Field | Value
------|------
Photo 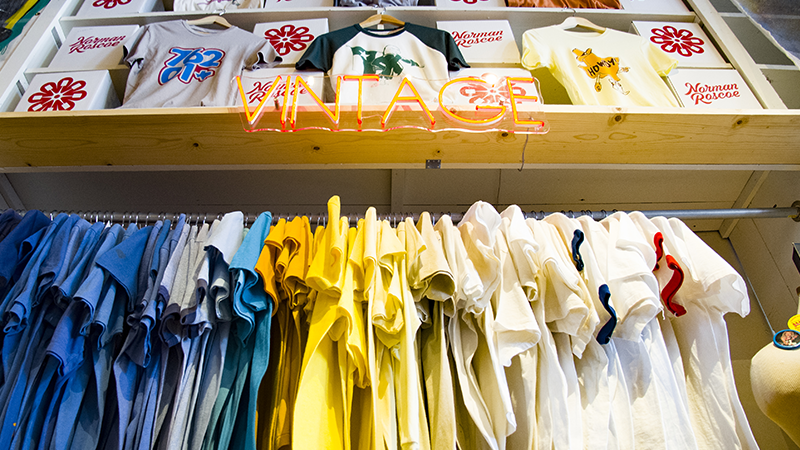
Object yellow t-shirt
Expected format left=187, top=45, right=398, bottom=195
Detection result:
left=284, top=216, right=313, bottom=310
left=522, top=26, right=679, bottom=107
left=293, top=195, right=371, bottom=450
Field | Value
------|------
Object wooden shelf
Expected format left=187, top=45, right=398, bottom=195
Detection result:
left=1, top=105, right=798, bottom=170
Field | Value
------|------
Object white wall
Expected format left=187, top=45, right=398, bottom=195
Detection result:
left=717, top=170, right=800, bottom=449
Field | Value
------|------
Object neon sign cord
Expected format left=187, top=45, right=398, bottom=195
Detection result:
left=518, top=132, right=530, bottom=171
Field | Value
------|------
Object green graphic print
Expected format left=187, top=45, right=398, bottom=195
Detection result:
left=350, top=46, right=423, bottom=80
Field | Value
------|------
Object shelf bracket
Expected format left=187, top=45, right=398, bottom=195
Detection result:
left=0, top=174, right=24, bottom=210
left=719, top=170, right=769, bottom=238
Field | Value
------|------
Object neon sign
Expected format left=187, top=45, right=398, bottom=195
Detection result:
left=236, top=73, right=548, bottom=134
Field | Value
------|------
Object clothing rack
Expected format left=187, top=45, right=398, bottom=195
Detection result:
left=20, top=203, right=800, bottom=227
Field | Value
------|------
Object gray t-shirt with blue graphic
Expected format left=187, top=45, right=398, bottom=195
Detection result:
left=122, top=20, right=280, bottom=108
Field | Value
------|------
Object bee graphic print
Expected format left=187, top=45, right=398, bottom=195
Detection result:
left=572, top=48, right=629, bottom=94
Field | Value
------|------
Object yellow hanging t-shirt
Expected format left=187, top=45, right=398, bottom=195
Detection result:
left=522, top=26, right=679, bottom=107
left=293, top=196, right=369, bottom=450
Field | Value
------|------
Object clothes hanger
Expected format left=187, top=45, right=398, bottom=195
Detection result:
left=359, top=8, right=405, bottom=30
left=187, top=6, right=232, bottom=29
left=556, top=9, right=605, bottom=33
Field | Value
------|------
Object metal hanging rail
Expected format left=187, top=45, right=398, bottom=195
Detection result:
left=21, top=202, right=800, bottom=226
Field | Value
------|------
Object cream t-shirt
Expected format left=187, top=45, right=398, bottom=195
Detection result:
left=522, top=26, right=679, bottom=107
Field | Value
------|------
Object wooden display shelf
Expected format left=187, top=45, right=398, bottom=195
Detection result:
left=1, top=105, right=798, bottom=169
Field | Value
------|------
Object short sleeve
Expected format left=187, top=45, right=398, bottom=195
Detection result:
left=643, top=40, right=678, bottom=76
left=521, top=29, right=552, bottom=70
left=668, top=218, right=749, bottom=316
left=246, top=40, right=282, bottom=69
left=123, top=26, right=150, bottom=67
left=442, top=31, right=469, bottom=71
left=296, top=33, right=338, bottom=72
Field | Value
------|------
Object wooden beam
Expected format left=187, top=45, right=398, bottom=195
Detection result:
left=1, top=106, right=799, bottom=168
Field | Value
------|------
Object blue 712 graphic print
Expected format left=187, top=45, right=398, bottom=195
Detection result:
left=158, top=47, right=226, bottom=85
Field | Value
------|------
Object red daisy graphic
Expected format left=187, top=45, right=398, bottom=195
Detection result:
left=92, top=0, right=131, bottom=8
left=264, top=25, right=314, bottom=57
left=27, top=77, right=88, bottom=112
left=459, top=76, right=526, bottom=105
left=650, top=26, right=705, bottom=57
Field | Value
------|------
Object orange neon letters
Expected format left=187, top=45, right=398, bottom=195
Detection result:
left=291, top=75, right=342, bottom=127
left=506, top=77, right=544, bottom=127
left=342, top=75, right=380, bottom=125
left=238, top=75, right=283, bottom=126
left=382, top=78, right=435, bottom=128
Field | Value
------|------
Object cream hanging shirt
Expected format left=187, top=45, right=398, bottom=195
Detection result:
left=434, top=215, right=496, bottom=450
left=543, top=214, right=614, bottom=450
left=495, top=211, right=541, bottom=450
left=459, top=202, right=516, bottom=450
left=413, top=213, right=457, bottom=450
left=521, top=26, right=679, bottom=107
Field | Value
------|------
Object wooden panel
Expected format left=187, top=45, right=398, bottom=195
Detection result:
left=1, top=107, right=800, bottom=168
left=403, top=169, right=501, bottom=207
left=5, top=170, right=392, bottom=212
left=498, top=169, right=750, bottom=204
left=762, top=67, right=800, bottom=109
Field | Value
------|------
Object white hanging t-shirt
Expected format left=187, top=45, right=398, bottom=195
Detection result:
left=458, top=202, right=516, bottom=450
left=543, top=214, right=616, bottom=450
left=652, top=216, right=758, bottom=450
left=628, top=212, right=691, bottom=404
left=526, top=218, right=593, bottom=356
left=578, top=215, right=668, bottom=450
left=495, top=212, right=541, bottom=450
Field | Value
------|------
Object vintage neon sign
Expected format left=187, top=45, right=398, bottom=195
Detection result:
left=236, top=74, right=548, bottom=134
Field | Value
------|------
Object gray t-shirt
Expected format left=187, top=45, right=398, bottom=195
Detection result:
left=121, top=21, right=280, bottom=108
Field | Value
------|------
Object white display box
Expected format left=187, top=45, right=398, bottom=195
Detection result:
left=631, top=21, right=727, bottom=68
left=619, top=0, right=688, bottom=13
left=667, top=68, right=761, bottom=109
left=76, top=0, right=161, bottom=17
left=49, top=25, right=139, bottom=71
left=436, top=20, right=519, bottom=65
left=236, top=68, right=325, bottom=108
left=17, top=71, right=119, bottom=112
left=447, top=68, right=541, bottom=108
left=253, top=19, right=329, bottom=66
left=436, top=0, right=505, bottom=9
left=262, top=0, right=333, bottom=8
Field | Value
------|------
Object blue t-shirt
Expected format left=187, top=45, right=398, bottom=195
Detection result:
left=218, top=212, right=273, bottom=450
left=0, top=210, right=49, bottom=291
left=0, top=210, right=22, bottom=244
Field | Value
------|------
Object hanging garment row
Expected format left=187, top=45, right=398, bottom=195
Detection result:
left=0, top=197, right=757, bottom=450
